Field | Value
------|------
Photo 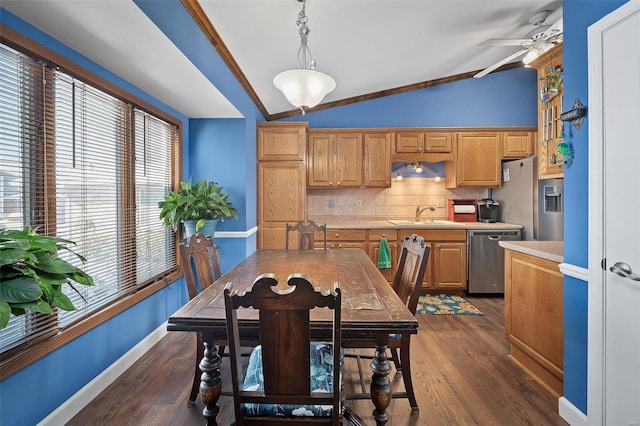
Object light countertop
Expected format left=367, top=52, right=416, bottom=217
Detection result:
left=498, top=240, right=564, bottom=263
left=308, top=216, right=524, bottom=231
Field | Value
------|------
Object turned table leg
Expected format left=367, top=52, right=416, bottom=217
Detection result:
left=370, top=338, right=392, bottom=426
left=199, top=330, right=222, bottom=426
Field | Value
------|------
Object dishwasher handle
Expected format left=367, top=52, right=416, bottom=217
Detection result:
left=488, top=235, right=501, bottom=240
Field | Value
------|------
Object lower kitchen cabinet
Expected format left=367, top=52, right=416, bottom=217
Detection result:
left=399, top=229, right=467, bottom=293
left=319, top=229, right=367, bottom=251
left=367, top=230, right=398, bottom=283
left=504, top=248, right=563, bottom=397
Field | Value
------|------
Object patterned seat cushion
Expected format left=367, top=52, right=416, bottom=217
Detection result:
left=242, top=342, right=340, bottom=417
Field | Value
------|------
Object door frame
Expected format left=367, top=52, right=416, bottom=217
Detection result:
left=587, top=1, right=640, bottom=423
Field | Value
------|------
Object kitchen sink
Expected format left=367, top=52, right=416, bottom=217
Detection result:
left=387, top=220, right=453, bottom=226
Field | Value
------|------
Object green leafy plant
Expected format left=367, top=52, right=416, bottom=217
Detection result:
left=158, top=178, right=238, bottom=232
left=0, top=226, right=94, bottom=329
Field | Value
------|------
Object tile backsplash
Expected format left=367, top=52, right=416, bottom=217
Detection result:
left=307, top=177, right=488, bottom=220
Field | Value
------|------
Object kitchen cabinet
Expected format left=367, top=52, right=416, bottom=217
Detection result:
left=367, top=229, right=398, bottom=282
left=307, top=131, right=362, bottom=188
left=363, top=132, right=392, bottom=187
left=444, top=132, right=501, bottom=188
left=392, top=131, right=455, bottom=162
left=321, top=229, right=367, bottom=251
left=531, top=44, right=564, bottom=179
left=399, top=229, right=467, bottom=293
left=504, top=248, right=563, bottom=397
left=258, top=123, right=306, bottom=161
left=502, top=131, right=535, bottom=159
left=257, top=123, right=307, bottom=249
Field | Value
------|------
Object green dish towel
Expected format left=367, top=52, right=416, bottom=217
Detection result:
left=377, top=235, right=391, bottom=269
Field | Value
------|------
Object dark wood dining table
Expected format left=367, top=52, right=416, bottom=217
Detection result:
left=167, top=248, right=418, bottom=426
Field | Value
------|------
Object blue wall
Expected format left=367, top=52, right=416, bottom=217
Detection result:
left=283, top=67, right=537, bottom=128
left=561, top=0, right=627, bottom=414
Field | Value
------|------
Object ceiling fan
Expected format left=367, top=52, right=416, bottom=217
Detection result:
left=474, top=10, right=563, bottom=78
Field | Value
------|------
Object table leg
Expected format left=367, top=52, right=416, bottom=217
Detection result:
left=199, top=330, right=222, bottom=426
left=370, top=339, right=392, bottom=425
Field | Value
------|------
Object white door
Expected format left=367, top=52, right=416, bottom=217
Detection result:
left=588, top=2, right=640, bottom=424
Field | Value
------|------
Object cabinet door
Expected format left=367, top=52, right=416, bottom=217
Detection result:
left=424, top=132, right=452, bottom=153
left=259, top=225, right=287, bottom=250
left=432, top=242, right=467, bottom=290
left=395, top=132, right=424, bottom=153
left=258, top=162, right=306, bottom=224
left=447, top=132, right=501, bottom=188
left=307, top=133, right=334, bottom=187
left=257, top=123, right=306, bottom=161
left=502, top=131, right=533, bottom=159
left=334, top=133, right=362, bottom=187
left=364, top=133, right=392, bottom=187
left=369, top=242, right=398, bottom=282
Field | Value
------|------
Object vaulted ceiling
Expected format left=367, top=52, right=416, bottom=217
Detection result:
left=3, top=0, right=562, bottom=119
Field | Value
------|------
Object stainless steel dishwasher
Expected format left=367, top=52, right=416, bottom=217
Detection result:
left=467, top=229, right=521, bottom=294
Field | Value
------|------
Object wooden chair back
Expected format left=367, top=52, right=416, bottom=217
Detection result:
left=224, top=274, right=342, bottom=425
left=392, top=234, right=430, bottom=315
left=286, top=220, right=327, bottom=250
left=178, top=233, right=221, bottom=300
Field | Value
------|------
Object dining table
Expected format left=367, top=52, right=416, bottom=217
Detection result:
left=167, top=248, right=419, bottom=426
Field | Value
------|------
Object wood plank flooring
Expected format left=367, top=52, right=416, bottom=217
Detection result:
left=67, top=296, right=568, bottom=425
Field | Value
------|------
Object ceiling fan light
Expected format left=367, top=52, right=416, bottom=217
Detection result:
left=273, top=69, right=336, bottom=111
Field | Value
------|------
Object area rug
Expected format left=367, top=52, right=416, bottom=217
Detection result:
left=416, top=294, right=484, bottom=315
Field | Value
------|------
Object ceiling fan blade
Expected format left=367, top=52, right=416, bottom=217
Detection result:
left=473, top=48, right=530, bottom=78
left=480, top=38, right=530, bottom=47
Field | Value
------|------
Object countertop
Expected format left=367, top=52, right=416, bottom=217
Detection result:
left=308, top=216, right=523, bottom=231
left=498, top=240, right=564, bottom=263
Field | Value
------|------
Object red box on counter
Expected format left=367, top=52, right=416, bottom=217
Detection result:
left=448, top=199, right=477, bottom=222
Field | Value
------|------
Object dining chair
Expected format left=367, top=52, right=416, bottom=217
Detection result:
left=178, top=233, right=221, bottom=407
left=224, top=273, right=350, bottom=425
left=286, top=220, right=327, bottom=250
left=346, top=233, right=430, bottom=412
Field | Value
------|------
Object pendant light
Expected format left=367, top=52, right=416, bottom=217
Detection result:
left=273, top=0, right=335, bottom=115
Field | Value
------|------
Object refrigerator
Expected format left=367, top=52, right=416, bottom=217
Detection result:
left=492, top=156, right=563, bottom=241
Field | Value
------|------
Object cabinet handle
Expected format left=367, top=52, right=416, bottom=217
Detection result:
left=335, top=233, right=340, bottom=237
left=418, top=147, right=422, bottom=152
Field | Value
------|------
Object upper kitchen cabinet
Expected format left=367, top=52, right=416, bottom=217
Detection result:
left=257, top=123, right=307, bottom=249
left=502, top=131, right=535, bottom=159
left=363, top=132, right=393, bottom=187
left=393, top=130, right=455, bottom=162
left=445, top=132, right=501, bottom=188
left=258, top=122, right=307, bottom=161
left=531, top=44, right=564, bottom=178
left=307, top=131, right=362, bottom=188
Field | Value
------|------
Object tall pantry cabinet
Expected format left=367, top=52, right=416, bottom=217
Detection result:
left=257, top=122, right=307, bottom=249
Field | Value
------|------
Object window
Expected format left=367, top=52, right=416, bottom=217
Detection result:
left=0, top=36, right=180, bottom=371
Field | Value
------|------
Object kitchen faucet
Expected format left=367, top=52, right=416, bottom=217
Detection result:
left=415, top=205, right=436, bottom=222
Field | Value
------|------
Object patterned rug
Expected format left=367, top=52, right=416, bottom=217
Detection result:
left=416, top=294, right=484, bottom=315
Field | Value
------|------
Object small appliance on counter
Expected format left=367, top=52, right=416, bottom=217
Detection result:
left=448, top=199, right=477, bottom=222
left=476, top=198, right=499, bottom=223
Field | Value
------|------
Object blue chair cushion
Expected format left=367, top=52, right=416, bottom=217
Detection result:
left=242, top=342, right=341, bottom=417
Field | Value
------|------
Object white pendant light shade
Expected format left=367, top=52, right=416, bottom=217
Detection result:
left=273, top=69, right=336, bottom=110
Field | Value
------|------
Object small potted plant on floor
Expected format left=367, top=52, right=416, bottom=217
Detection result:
left=158, top=178, right=238, bottom=239
left=0, top=226, right=94, bottom=329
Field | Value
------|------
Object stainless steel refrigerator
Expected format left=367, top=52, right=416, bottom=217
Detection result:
left=492, top=156, right=563, bottom=241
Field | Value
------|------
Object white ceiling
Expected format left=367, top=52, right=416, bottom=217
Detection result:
left=3, top=0, right=562, bottom=118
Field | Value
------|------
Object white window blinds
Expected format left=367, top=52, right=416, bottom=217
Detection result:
left=0, top=42, right=178, bottom=353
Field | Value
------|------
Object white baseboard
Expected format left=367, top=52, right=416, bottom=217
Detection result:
left=38, top=322, right=168, bottom=425
left=559, top=396, right=587, bottom=426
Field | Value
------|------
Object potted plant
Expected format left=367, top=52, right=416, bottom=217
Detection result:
left=0, top=226, right=94, bottom=329
left=158, top=178, right=238, bottom=238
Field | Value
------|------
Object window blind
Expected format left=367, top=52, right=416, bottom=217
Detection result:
left=0, top=41, right=179, bottom=353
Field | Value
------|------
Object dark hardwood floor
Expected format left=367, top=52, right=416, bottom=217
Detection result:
left=67, top=296, right=568, bottom=425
